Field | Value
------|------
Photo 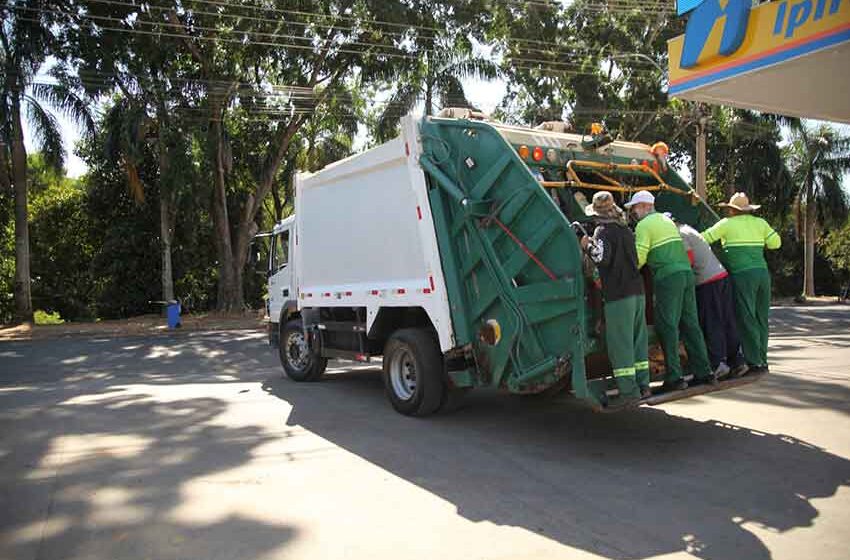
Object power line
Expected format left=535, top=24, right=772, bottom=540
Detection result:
left=12, top=4, right=667, bottom=73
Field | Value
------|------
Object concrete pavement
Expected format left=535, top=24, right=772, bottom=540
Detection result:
left=1, top=306, right=848, bottom=560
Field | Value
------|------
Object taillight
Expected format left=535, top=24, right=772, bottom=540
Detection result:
left=532, top=146, right=544, bottom=162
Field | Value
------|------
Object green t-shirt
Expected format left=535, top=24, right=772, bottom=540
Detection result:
left=634, top=211, right=692, bottom=280
left=701, top=214, right=781, bottom=273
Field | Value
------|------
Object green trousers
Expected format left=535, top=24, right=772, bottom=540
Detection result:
left=604, top=295, right=650, bottom=398
left=731, top=268, right=771, bottom=367
left=654, top=271, right=712, bottom=382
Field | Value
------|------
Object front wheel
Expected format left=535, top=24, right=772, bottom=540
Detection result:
left=382, top=328, right=445, bottom=416
left=279, top=319, right=327, bottom=382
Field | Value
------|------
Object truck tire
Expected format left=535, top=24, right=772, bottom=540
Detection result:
left=383, top=328, right=445, bottom=416
left=280, top=319, right=327, bottom=382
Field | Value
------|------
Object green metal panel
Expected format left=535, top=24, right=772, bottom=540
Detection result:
left=419, top=118, right=596, bottom=404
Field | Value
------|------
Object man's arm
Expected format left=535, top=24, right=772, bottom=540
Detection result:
left=586, top=226, right=609, bottom=266
left=635, top=221, right=650, bottom=268
left=701, top=218, right=728, bottom=245
left=764, top=219, right=782, bottom=250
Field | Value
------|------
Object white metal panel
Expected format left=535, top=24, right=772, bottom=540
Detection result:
left=490, top=122, right=656, bottom=162
left=294, top=117, right=455, bottom=352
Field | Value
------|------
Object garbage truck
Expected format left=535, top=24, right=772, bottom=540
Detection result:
left=263, top=110, right=764, bottom=415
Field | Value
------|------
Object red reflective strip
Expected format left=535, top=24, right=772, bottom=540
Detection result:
left=416, top=206, right=422, bottom=220
left=345, top=291, right=352, bottom=296
left=396, top=288, right=406, bottom=295
left=429, top=275, right=435, bottom=291
left=701, top=270, right=729, bottom=285
left=423, top=288, right=431, bottom=294
left=405, top=142, right=410, bottom=156
left=370, top=290, right=380, bottom=295
left=323, top=292, right=331, bottom=297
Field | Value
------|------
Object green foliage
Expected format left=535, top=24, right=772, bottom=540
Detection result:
left=34, top=309, right=63, bottom=325
left=27, top=154, right=96, bottom=320
left=823, top=220, right=850, bottom=280
left=0, top=188, right=13, bottom=324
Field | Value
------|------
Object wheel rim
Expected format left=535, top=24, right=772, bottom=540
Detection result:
left=389, top=348, right=417, bottom=401
left=286, top=331, right=310, bottom=370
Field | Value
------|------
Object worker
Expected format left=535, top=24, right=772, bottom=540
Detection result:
left=624, top=191, right=715, bottom=392
left=674, top=217, right=749, bottom=379
left=701, top=192, right=781, bottom=374
left=581, top=191, right=650, bottom=404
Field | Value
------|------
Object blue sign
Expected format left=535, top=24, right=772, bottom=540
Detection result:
left=680, top=0, right=753, bottom=68
left=677, top=0, right=704, bottom=16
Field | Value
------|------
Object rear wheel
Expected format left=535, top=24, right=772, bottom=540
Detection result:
left=279, top=319, right=327, bottom=382
left=383, top=328, right=445, bottom=416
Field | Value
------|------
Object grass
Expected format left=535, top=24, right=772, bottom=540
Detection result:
left=34, top=310, right=64, bottom=325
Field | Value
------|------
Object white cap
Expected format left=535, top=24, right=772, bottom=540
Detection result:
left=623, top=190, right=655, bottom=208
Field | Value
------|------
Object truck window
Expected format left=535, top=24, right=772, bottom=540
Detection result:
left=271, top=230, right=289, bottom=271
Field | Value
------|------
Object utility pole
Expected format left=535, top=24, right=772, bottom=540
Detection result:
left=695, top=114, right=708, bottom=201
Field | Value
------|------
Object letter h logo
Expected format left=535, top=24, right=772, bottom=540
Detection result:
left=680, top=0, right=753, bottom=68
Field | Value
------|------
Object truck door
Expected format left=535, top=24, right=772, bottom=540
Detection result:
left=268, top=227, right=294, bottom=323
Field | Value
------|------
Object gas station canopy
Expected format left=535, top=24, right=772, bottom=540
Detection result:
left=668, top=0, right=850, bottom=124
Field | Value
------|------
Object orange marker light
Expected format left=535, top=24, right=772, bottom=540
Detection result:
left=532, top=146, right=544, bottom=162
left=518, top=145, right=530, bottom=159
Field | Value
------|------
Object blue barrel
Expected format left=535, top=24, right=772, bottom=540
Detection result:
left=166, top=301, right=181, bottom=329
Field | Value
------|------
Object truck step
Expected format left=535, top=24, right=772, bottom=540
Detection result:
left=595, top=370, right=767, bottom=413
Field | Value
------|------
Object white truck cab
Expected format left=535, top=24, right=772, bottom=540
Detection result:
left=267, top=216, right=295, bottom=328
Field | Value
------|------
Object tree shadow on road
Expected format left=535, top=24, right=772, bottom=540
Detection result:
left=673, top=369, right=850, bottom=415
left=0, top=380, right=294, bottom=560
left=0, top=330, right=272, bottom=387
left=769, top=306, right=850, bottom=338
left=264, top=366, right=850, bottom=560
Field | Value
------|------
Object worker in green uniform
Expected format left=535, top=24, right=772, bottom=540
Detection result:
left=625, top=191, right=715, bottom=392
left=581, top=191, right=650, bottom=405
left=702, top=192, right=781, bottom=373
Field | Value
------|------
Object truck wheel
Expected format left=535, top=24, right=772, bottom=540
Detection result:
left=383, top=328, right=445, bottom=416
left=280, top=319, right=327, bottom=382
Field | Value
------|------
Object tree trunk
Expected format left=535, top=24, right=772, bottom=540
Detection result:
left=160, top=196, right=175, bottom=302
left=0, top=141, right=12, bottom=195
left=208, top=103, right=243, bottom=312
left=803, top=190, right=817, bottom=298
left=425, top=78, right=433, bottom=117
left=159, top=148, right=175, bottom=303
left=10, top=92, right=33, bottom=324
left=156, top=100, right=177, bottom=304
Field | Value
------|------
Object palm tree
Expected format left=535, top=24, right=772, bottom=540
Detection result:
left=374, top=48, right=500, bottom=142
left=786, top=123, right=850, bottom=298
left=1, top=1, right=93, bottom=323
left=102, top=92, right=194, bottom=304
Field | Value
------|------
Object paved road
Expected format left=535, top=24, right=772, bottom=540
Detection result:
left=1, top=306, right=848, bottom=560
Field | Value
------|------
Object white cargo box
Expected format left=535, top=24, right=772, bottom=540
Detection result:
left=294, top=117, right=455, bottom=351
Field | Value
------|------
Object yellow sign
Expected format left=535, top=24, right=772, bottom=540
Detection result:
left=669, top=0, right=850, bottom=95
